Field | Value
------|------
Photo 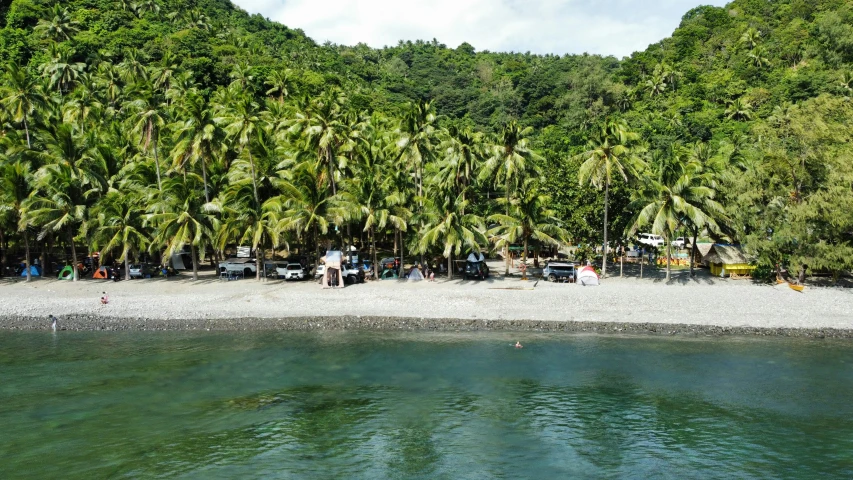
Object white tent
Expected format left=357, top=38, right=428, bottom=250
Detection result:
left=407, top=267, right=424, bottom=281
left=321, top=251, right=344, bottom=288
left=577, top=266, right=600, bottom=286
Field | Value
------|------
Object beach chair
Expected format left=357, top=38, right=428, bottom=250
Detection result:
left=219, top=267, right=228, bottom=281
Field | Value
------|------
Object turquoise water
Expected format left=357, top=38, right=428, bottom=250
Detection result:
left=1, top=331, right=852, bottom=479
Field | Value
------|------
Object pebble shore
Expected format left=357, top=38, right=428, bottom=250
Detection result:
left=2, top=264, right=851, bottom=337
left=2, top=314, right=852, bottom=338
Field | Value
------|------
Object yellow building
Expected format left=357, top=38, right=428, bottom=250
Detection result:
left=702, top=245, right=756, bottom=277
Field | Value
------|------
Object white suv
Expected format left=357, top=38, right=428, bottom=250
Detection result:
left=638, top=233, right=665, bottom=247
left=284, top=263, right=306, bottom=280
left=671, top=237, right=686, bottom=249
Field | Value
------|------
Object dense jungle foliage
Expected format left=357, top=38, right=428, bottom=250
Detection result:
left=1, top=0, right=852, bottom=282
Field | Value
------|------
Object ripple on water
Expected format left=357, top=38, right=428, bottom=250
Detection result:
left=0, top=331, right=852, bottom=479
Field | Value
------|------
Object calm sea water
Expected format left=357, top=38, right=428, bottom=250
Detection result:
left=1, top=331, right=852, bottom=479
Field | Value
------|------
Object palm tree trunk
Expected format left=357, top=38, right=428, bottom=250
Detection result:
left=256, top=243, right=262, bottom=281
left=313, top=224, right=320, bottom=272
left=152, top=126, right=162, bottom=192
left=666, top=239, right=672, bottom=281
left=247, top=147, right=260, bottom=205
left=24, top=116, right=31, bottom=149
left=523, top=235, right=528, bottom=279
left=68, top=226, right=78, bottom=281
left=191, top=243, right=199, bottom=281
left=448, top=252, right=453, bottom=281
left=505, top=176, right=510, bottom=275
left=399, top=228, right=405, bottom=278
left=328, top=146, right=337, bottom=195
left=602, top=181, right=609, bottom=279
left=371, top=227, right=377, bottom=280
left=201, top=154, right=210, bottom=203
left=690, top=227, right=698, bottom=278
left=124, top=247, right=130, bottom=281
left=24, top=229, right=31, bottom=282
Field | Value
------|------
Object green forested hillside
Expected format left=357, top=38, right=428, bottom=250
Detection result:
left=1, top=0, right=852, bottom=282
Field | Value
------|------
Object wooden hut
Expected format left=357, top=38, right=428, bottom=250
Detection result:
left=692, top=243, right=714, bottom=266
left=702, top=245, right=755, bottom=277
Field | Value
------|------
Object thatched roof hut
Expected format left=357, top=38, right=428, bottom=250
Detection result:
left=702, top=245, right=755, bottom=277
left=693, top=243, right=714, bottom=264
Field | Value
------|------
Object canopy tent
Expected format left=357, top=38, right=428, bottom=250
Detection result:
left=320, top=250, right=344, bottom=288
left=577, top=266, right=600, bottom=286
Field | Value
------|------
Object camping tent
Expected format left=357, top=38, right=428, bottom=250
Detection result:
left=577, top=266, right=600, bottom=286
left=92, top=266, right=110, bottom=279
left=407, top=267, right=424, bottom=281
left=57, top=265, right=77, bottom=280
left=321, top=250, right=344, bottom=288
left=19, top=265, right=41, bottom=277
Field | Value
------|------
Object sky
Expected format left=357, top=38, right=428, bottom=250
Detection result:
left=229, top=0, right=730, bottom=58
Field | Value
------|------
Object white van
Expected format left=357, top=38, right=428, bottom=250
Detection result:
left=638, top=233, right=665, bottom=247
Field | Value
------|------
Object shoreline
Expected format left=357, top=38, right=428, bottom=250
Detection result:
left=2, top=314, right=852, bottom=338
left=2, top=262, right=851, bottom=337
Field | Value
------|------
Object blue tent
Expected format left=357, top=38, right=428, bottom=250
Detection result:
left=19, top=265, right=41, bottom=277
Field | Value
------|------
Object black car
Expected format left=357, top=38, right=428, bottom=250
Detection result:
left=465, top=261, right=489, bottom=280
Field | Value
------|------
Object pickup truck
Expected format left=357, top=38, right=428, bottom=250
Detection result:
left=219, top=258, right=256, bottom=278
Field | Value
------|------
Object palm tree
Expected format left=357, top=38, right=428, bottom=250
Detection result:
left=398, top=100, right=437, bottom=192
left=147, top=174, right=217, bottom=281
left=739, top=28, right=762, bottom=50
left=127, top=79, right=168, bottom=191
left=42, top=46, right=86, bottom=94
left=480, top=121, right=543, bottom=275
left=350, top=116, right=409, bottom=275
left=487, top=178, right=569, bottom=269
left=23, top=162, right=97, bottom=282
left=436, top=125, right=487, bottom=213
left=418, top=193, right=488, bottom=280
left=170, top=91, right=224, bottom=203
left=725, top=98, right=753, bottom=121
left=627, top=150, right=723, bottom=281
left=0, top=64, right=44, bottom=148
left=219, top=89, right=262, bottom=204
left=576, top=120, right=642, bottom=279
left=86, top=190, right=149, bottom=280
left=287, top=89, right=348, bottom=195
left=275, top=162, right=339, bottom=272
left=1, top=159, right=35, bottom=281
left=265, top=69, right=296, bottom=104
left=34, top=5, right=80, bottom=42
left=748, top=46, right=771, bottom=68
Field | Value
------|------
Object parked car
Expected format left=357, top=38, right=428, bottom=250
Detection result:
left=465, top=261, right=490, bottom=280
left=672, top=237, right=686, bottom=249
left=343, top=263, right=365, bottom=284
left=638, top=233, right=665, bottom=247
left=314, top=264, right=325, bottom=279
left=284, top=263, right=307, bottom=280
left=129, top=263, right=157, bottom=279
left=543, top=262, right=576, bottom=282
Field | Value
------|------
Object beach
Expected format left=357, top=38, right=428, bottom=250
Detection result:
left=2, top=261, right=851, bottom=336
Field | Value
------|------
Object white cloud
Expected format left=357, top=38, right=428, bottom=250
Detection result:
left=231, top=0, right=729, bottom=57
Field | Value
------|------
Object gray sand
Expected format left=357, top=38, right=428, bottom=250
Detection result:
left=2, top=262, right=851, bottom=336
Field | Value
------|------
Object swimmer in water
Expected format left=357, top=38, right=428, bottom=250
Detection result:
left=50, top=315, right=57, bottom=331
left=515, top=341, right=523, bottom=348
